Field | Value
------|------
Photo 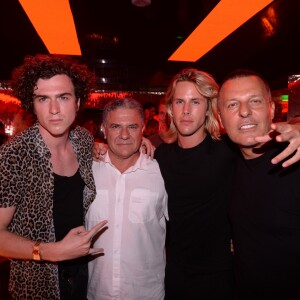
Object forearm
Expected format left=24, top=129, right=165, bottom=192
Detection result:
left=0, top=229, right=36, bottom=260
left=0, top=229, right=62, bottom=262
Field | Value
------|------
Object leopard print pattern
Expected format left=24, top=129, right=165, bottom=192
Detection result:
left=0, top=123, right=96, bottom=299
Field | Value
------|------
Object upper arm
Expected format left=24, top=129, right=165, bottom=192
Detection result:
left=0, top=207, right=16, bottom=230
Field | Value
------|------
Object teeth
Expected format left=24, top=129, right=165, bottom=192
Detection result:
left=241, top=124, right=255, bottom=129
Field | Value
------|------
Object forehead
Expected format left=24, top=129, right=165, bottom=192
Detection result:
left=106, top=107, right=143, bottom=123
left=174, top=81, right=202, bottom=98
left=219, top=76, right=268, bottom=100
left=35, top=74, right=74, bottom=92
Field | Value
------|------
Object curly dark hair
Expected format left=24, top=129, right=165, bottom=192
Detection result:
left=11, top=54, right=96, bottom=112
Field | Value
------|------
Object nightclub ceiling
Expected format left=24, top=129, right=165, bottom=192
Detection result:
left=0, top=0, right=299, bottom=91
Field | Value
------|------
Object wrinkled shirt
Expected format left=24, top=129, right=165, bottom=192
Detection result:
left=86, top=153, right=168, bottom=300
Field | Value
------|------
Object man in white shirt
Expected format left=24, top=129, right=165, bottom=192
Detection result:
left=86, top=98, right=168, bottom=300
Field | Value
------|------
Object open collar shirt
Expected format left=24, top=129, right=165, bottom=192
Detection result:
left=86, top=152, right=168, bottom=300
left=0, top=122, right=96, bottom=299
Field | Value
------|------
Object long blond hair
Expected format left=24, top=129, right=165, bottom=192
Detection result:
left=165, top=68, right=221, bottom=140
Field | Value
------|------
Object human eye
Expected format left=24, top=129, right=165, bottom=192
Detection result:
left=59, top=94, right=70, bottom=101
left=227, top=102, right=238, bottom=110
left=191, top=99, right=200, bottom=105
left=174, top=99, right=184, bottom=105
left=37, top=96, right=47, bottom=102
left=128, top=124, right=138, bottom=130
left=110, top=124, right=120, bottom=130
left=249, top=98, right=263, bottom=106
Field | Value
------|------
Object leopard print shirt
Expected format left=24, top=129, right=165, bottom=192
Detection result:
left=0, top=122, right=96, bottom=299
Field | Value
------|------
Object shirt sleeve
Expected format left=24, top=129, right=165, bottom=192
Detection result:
left=0, top=143, right=23, bottom=207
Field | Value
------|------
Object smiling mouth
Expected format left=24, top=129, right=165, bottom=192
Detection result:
left=240, top=124, right=256, bottom=130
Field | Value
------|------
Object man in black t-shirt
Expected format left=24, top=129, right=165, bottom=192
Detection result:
left=156, top=68, right=300, bottom=300
left=218, top=69, right=300, bottom=300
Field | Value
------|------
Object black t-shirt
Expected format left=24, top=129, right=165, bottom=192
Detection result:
left=53, top=170, right=88, bottom=300
left=230, top=143, right=300, bottom=299
left=53, top=169, right=85, bottom=241
left=155, top=134, right=237, bottom=270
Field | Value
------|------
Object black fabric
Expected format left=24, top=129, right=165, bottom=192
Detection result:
left=53, top=170, right=88, bottom=300
left=165, top=261, right=234, bottom=300
left=155, top=135, right=237, bottom=297
left=230, top=143, right=300, bottom=300
left=53, top=170, right=84, bottom=240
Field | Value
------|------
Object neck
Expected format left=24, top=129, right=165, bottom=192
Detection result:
left=39, top=125, right=70, bottom=152
left=108, top=151, right=140, bottom=173
left=177, top=131, right=207, bottom=149
left=240, top=141, right=272, bottom=160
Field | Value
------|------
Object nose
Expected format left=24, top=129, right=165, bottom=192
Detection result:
left=120, top=126, right=130, bottom=139
left=49, top=99, right=60, bottom=115
left=239, top=102, right=251, bottom=118
left=183, top=102, right=190, bottom=115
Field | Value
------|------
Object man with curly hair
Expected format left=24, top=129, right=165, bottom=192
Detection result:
left=0, top=54, right=107, bottom=299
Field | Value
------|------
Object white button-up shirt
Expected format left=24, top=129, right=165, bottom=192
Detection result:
left=86, top=153, right=168, bottom=300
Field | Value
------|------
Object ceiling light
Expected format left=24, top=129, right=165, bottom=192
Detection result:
left=18, top=0, right=81, bottom=55
left=169, top=0, right=273, bottom=62
left=131, top=0, right=151, bottom=7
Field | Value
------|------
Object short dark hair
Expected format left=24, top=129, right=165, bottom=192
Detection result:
left=219, top=69, right=271, bottom=98
left=102, top=98, right=145, bottom=125
left=11, top=54, right=96, bottom=112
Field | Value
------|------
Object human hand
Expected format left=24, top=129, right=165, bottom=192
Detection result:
left=55, top=220, right=108, bottom=261
left=93, top=142, right=108, bottom=161
left=254, top=122, right=300, bottom=167
left=140, top=137, right=155, bottom=159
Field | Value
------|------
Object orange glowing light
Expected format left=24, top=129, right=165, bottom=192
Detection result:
left=0, top=93, right=21, bottom=106
left=169, top=0, right=273, bottom=62
left=18, top=0, right=81, bottom=55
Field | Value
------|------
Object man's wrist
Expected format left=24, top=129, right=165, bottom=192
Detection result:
left=32, top=241, right=42, bottom=261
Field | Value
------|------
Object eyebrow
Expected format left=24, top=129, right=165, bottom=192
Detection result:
left=109, top=123, right=139, bottom=127
left=33, top=92, right=72, bottom=99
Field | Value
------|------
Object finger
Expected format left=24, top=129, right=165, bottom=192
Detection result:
left=271, top=146, right=295, bottom=165
left=254, top=129, right=278, bottom=143
left=93, top=147, right=100, bottom=160
left=99, top=143, right=108, bottom=155
left=87, top=220, right=108, bottom=240
left=89, top=247, right=104, bottom=255
left=150, top=145, right=155, bottom=160
left=274, top=131, right=295, bottom=143
left=270, top=122, right=285, bottom=132
left=281, top=150, right=300, bottom=168
left=140, top=144, right=147, bottom=155
left=254, top=134, right=272, bottom=143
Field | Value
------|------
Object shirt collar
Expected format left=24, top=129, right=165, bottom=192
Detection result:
left=103, top=152, right=149, bottom=173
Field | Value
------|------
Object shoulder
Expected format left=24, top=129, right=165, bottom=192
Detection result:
left=154, top=142, right=175, bottom=159
left=140, top=155, right=165, bottom=181
left=0, top=128, right=39, bottom=173
left=71, top=126, right=94, bottom=147
left=0, top=126, right=36, bottom=155
left=210, top=134, right=239, bottom=159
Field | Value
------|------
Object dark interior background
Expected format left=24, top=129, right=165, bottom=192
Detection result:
left=0, top=0, right=299, bottom=92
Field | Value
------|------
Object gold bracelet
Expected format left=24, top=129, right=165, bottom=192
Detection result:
left=32, top=241, right=42, bottom=261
